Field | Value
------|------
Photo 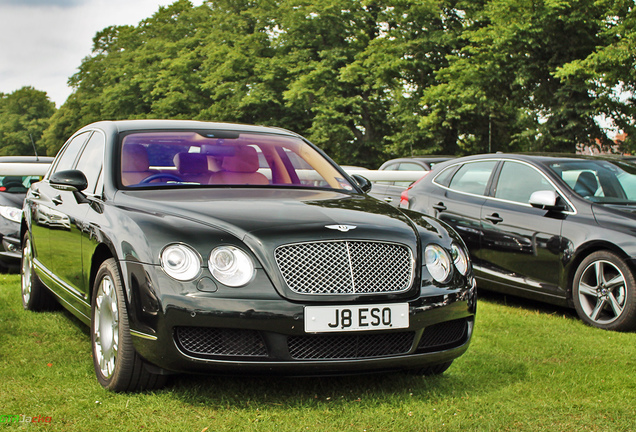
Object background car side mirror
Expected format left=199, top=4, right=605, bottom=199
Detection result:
left=351, top=174, right=372, bottom=193
left=50, top=170, right=88, bottom=192
left=529, top=190, right=567, bottom=212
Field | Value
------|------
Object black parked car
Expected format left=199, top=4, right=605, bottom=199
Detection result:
left=0, top=156, right=53, bottom=272
left=401, top=153, right=636, bottom=331
left=21, top=120, right=476, bottom=391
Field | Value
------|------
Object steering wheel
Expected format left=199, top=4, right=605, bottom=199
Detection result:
left=139, top=173, right=185, bottom=184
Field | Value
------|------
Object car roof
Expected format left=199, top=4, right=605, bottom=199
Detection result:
left=436, top=153, right=632, bottom=166
left=379, top=156, right=454, bottom=169
left=81, top=120, right=301, bottom=138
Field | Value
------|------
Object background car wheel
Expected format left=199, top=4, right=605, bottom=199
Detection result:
left=21, top=231, right=57, bottom=311
left=573, top=250, right=636, bottom=331
left=91, top=258, right=166, bottom=392
left=407, top=360, right=454, bottom=376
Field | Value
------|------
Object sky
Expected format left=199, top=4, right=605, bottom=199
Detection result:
left=0, top=0, right=204, bottom=107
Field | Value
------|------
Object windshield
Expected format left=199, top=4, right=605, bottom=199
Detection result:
left=548, top=159, right=636, bottom=204
left=120, top=131, right=354, bottom=191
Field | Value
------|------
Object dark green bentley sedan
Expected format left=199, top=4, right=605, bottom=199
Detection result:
left=21, top=120, right=476, bottom=391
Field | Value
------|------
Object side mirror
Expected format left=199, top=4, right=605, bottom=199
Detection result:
left=50, top=170, right=88, bottom=192
left=351, top=174, right=372, bottom=193
left=529, top=190, right=567, bottom=212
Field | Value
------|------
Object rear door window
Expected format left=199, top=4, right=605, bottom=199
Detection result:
left=448, top=161, right=498, bottom=196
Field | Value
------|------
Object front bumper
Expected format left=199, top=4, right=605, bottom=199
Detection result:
left=123, top=261, right=477, bottom=376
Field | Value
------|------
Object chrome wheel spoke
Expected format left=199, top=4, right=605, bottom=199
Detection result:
left=605, top=274, right=625, bottom=291
left=590, top=298, right=606, bottom=321
left=578, top=281, right=597, bottom=297
left=594, top=262, right=604, bottom=286
left=608, top=293, right=624, bottom=318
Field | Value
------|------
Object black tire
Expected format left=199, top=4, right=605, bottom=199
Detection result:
left=21, top=231, right=57, bottom=311
left=91, top=258, right=166, bottom=392
left=572, top=250, right=636, bottom=331
left=408, top=360, right=454, bottom=376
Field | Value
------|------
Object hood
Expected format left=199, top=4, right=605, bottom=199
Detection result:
left=114, top=188, right=420, bottom=249
left=599, top=203, right=636, bottom=217
left=0, top=192, right=26, bottom=208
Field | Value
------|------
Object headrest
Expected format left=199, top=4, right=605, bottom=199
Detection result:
left=2, top=176, right=23, bottom=185
left=222, top=146, right=259, bottom=173
left=122, top=144, right=150, bottom=171
left=206, top=155, right=222, bottom=172
left=173, top=152, right=209, bottom=175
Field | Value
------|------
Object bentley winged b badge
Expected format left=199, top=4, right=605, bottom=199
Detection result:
left=325, top=224, right=357, bottom=232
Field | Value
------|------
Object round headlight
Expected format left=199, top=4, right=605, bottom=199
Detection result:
left=209, top=246, right=254, bottom=287
left=160, top=244, right=201, bottom=281
left=425, top=244, right=452, bottom=283
left=0, top=205, right=22, bottom=223
left=452, top=244, right=469, bottom=276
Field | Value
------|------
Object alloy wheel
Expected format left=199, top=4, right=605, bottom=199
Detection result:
left=21, top=238, right=33, bottom=306
left=93, top=275, right=119, bottom=379
left=577, top=259, right=627, bottom=326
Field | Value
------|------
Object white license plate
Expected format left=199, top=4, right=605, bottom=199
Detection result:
left=304, top=304, right=409, bottom=332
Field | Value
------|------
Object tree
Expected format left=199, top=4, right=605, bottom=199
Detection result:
left=421, top=0, right=617, bottom=154
left=43, top=0, right=636, bottom=161
left=43, top=0, right=210, bottom=154
left=0, top=87, right=56, bottom=156
left=555, top=0, right=636, bottom=152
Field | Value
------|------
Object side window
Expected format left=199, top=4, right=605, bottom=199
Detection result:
left=398, top=162, right=423, bottom=171
left=377, top=162, right=398, bottom=185
left=394, top=162, right=424, bottom=186
left=448, top=161, right=497, bottom=196
left=75, top=132, right=105, bottom=195
left=434, top=165, right=458, bottom=187
left=51, top=132, right=91, bottom=175
left=494, top=162, right=555, bottom=204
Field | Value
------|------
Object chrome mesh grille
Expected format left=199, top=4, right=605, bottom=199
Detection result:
left=175, top=327, right=268, bottom=358
left=288, top=332, right=415, bottom=360
left=416, top=318, right=468, bottom=352
left=274, top=241, right=414, bottom=295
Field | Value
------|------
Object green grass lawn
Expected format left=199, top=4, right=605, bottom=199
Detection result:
left=1, top=272, right=635, bottom=431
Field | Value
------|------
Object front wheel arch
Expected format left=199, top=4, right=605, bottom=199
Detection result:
left=91, top=258, right=166, bottom=391
left=565, top=241, right=636, bottom=303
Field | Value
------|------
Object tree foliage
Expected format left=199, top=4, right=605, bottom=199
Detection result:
left=39, top=0, right=635, bottom=164
left=0, top=87, right=56, bottom=156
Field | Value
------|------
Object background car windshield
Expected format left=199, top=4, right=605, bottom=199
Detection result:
left=548, top=160, right=636, bottom=203
left=0, top=175, right=42, bottom=193
left=120, top=131, right=354, bottom=191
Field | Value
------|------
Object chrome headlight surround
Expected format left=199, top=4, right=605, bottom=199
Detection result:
left=160, top=243, right=202, bottom=281
left=451, top=243, right=470, bottom=276
left=424, top=244, right=452, bottom=283
left=209, top=246, right=255, bottom=287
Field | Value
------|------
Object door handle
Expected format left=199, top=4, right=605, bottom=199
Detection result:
left=52, top=195, right=63, bottom=206
left=384, top=197, right=393, bottom=203
left=485, top=213, right=503, bottom=224
left=432, top=202, right=447, bottom=212
left=31, top=190, right=41, bottom=199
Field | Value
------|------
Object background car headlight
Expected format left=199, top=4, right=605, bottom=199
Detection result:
left=0, top=205, right=22, bottom=223
left=161, top=244, right=201, bottom=281
left=425, top=244, right=452, bottom=283
left=452, top=244, right=469, bottom=276
left=209, top=246, right=254, bottom=287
